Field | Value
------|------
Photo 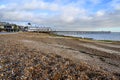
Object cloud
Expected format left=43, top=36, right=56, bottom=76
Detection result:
left=60, top=5, right=86, bottom=23
left=22, top=0, right=59, bottom=11
left=96, top=10, right=105, bottom=17
left=0, top=0, right=120, bottom=31
left=0, top=5, right=6, bottom=9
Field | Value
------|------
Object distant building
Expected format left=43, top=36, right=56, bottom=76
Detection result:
left=0, top=25, right=4, bottom=29
left=27, top=26, right=52, bottom=32
left=0, top=22, right=20, bottom=32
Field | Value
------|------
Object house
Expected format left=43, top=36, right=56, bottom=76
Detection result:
left=0, top=22, right=20, bottom=32
left=0, top=22, right=7, bottom=31
left=0, top=25, right=4, bottom=29
left=0, top=25, right=5, bottom=32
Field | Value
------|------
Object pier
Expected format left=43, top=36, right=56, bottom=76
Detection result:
left=53, top=31, right=111, bottom=35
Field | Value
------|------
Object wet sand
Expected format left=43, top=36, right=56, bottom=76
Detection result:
left=0, top=32, right=120, bottom=79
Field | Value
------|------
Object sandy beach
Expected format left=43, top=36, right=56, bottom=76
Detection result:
left=0, top=32, right=120, bottom=79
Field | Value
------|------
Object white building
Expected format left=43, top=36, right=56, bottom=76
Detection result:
left=27, top=26, right=52, bottom=32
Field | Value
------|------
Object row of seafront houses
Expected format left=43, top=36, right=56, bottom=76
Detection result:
left=0, top=22, right=20, bottom=32
left=0, top=22, right=52, bottom=32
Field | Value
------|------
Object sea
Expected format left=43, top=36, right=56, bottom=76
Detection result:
left=54, top=31, right=120, bottom=41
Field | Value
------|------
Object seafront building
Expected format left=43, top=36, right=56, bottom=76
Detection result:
left=27, top=26, right=52, bottom=32
left=0, top=22, right=19, bottom=32
left=0, top=22, right=53, bottom=32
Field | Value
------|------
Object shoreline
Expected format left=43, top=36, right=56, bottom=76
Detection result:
left=53, top=32, right=120, bottom=41
left=50, top=33, right=120, bottom=42
left=0, top=32, right=120, bottom=79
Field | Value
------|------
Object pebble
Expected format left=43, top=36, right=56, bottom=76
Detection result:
left=0, top=35, right=117, bottom=80
left=0, top=65, right=2, bottom=69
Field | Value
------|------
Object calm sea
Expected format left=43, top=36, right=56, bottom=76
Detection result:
left=54, top=32, right=120, bottom=41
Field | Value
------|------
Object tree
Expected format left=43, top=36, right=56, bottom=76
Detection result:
left=0, top=28, right=5, bottom=32
left=28, top=23, right=31, bottom=25
left=13, top=25, right=19, bottom=32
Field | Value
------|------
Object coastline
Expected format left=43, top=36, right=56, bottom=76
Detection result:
left=0, top=32, right=120, bottom=79
left=53, top=32, right=120, bottom=41
left=50, top=33, right=120, bottom=42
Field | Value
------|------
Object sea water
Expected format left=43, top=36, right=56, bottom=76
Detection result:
left=55, top=32, right=120, bottom=41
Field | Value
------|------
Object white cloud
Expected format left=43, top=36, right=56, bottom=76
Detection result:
left=1, top=11, right=34, bottom=21
left=0, top=5, right=6, bottom=9
left=22, top=0, right=59, bottom=11
left=60, top=5, right=86, bottom=23
left=96, top=10, right=105, bottom=17
left=0, top=0, right=120, bottom=31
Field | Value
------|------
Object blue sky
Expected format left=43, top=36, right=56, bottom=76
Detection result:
left=0, top=0, right=120, bottom=31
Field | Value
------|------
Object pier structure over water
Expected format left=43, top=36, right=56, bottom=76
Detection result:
left=53, top=31, right=111, bottom=35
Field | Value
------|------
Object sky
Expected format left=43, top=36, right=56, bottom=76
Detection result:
left=0, top=0, right=120, bottom=31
